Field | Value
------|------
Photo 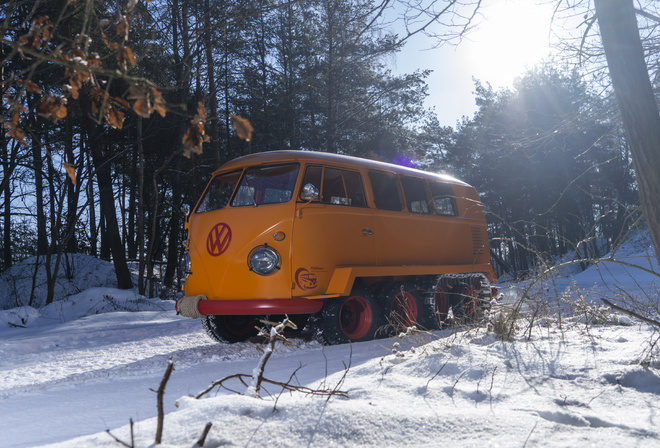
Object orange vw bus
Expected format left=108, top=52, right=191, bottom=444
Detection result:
left=176, top=151, right=496, bottom=344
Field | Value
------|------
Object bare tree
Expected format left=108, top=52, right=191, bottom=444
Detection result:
left=593, top=0, right=660, bottom=266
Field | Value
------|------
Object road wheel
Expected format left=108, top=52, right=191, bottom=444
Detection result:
left=452, top=283, right=480, bottom=323
left=317, top=290, right=382, bottom=345
left=383, top=283, right=438, bottom=335
left=201, top=315, right=259, bottom=343
left=434, top=282, right=450, bottom=326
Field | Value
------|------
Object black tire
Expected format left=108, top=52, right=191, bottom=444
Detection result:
left=382, top=283, right=438, bottom=335
left=451, top=282, right=481, bottom=323
left=201, top=315, right=259, bottom=343
left=316, top=289, right=383, bottom=345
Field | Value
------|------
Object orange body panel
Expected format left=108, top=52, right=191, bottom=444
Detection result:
left=182, top=151, right=495, bottom=315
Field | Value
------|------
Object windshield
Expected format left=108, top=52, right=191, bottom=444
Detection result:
left=231, top=163, right=299, bottom=206
left=195, top=170, right=242, bottom=213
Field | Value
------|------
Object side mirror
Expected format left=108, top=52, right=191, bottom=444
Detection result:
left=181, top=203, right=191, bottom=217
left=301, top=183, right=319, bottom=201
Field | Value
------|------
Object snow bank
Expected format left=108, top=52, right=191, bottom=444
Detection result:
left=0, top=254, right=133, bottom=310
left=0, top=287, right=170, bottom=329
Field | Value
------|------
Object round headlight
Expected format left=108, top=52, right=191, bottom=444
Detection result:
left=248, top=245, right=280, bottom=275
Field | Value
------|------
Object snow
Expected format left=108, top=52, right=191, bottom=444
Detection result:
left=1, top=230, right=659, bottom=448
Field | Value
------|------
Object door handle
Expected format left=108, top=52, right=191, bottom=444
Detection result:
left=362, top=229, right=373, bottom=235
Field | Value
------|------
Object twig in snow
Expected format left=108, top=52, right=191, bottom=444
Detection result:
left=601, top=298, right=660, bottom=328
left=327, top=343, right=352, bottom=402
left=151, top=356, right=174, bottom=444
left=105, top=418, right=134, bottom=448
left=522, top=421, right=538, bottom=448
left=274, top=363, right=305, bottom=411
left=193, top=422, right=213, bottom=447
left=247, top=317, right=298, bottom=398
left=425, top=358, right=450, bottom=389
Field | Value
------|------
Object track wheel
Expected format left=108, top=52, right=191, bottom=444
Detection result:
left=434, top=282, right=450, bottom=326
left=384, top=283, right=438, bottom=335
left=316, top=289, right=382, bottom=345
left=201, top=315, right=259, bottom=343
left=452, top=283, right=480, bottom=323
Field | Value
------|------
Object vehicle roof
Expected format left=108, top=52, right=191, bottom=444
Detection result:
left=214, top=150, right=470, bottom=187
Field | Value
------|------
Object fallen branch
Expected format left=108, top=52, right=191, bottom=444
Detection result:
left=195, top=372, right=348, bottom=400
left=601, top=298, right=660, bottom=328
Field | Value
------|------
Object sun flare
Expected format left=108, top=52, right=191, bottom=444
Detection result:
left=463, top=0, right=554, bottom=87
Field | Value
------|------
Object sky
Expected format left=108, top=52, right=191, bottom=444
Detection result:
left=391, top=0, right=556, bottom=127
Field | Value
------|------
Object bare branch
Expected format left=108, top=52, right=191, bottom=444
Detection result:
left=601, top=298, right=660, bottom=328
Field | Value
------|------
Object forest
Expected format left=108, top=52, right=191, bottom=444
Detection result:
left=1, top=0, right=659, bottom=304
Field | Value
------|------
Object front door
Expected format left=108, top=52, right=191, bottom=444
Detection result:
left=291, top=166, right=376, bottom=297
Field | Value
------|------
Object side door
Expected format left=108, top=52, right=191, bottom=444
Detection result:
left=291, top=165, right=376, bottom=297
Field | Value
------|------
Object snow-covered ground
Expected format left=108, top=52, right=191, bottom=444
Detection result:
left=1, top=228, right=659, bottom=448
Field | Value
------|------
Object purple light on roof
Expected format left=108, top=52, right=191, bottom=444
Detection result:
left=393, top=154, right=419, bottom=169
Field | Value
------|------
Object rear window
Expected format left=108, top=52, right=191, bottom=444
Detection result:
left=232, top=164, right=299, bottom=206
left=401, top=177, right=431, bottom=214
left=369, top=171, right=403, bottom=211
left=196, top=170, right=242, bottom=213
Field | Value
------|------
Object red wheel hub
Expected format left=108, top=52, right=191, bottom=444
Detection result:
left=463, top=285, right=479, bottom=317
left=434, top=284, right=449, bottom=321
left=339, top=295, right=373, bottom=339
left=392, top=290, right=418, bottom=329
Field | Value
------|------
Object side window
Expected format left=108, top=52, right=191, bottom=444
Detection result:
left=196, top=170, right=242, bottom=213
left=400, top=177, right=431, bottom=214
left=300, top=166, right=322, bottom=201
left=429, top=182, right=458, bottom=216
left=300, top=166, right=366, bottom=207
left=322, top=168, right=347, bottom=204
left=342, top=170, right=367, bottom=207
left=369, top=171, right=403, bottom=211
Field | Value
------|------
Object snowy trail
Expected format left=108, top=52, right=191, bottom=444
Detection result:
left=3, top=304, right=660, bottom=448
left=0, top=308, right=389, bottom=447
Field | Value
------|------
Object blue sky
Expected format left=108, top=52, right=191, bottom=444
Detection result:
left=390, top=0, right=555, bottom=127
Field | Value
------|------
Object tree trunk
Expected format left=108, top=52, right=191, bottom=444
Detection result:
left=33, top=136, right=48, bottom=255
left=80, top=90, right=133, bottom=289
left=594, top=0, right=660, bottom=266
left=90, top=142, right=133, bottom=289
left=205, top=0, right=221, bottom=163
left=64, top=115, right=78, bottom=252
left=86, top=148, right=98, bottom=256
left=2, top=139, right=12, bottom=269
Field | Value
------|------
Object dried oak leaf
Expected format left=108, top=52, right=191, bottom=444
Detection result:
left=118, top=46, right=136, bottom=72
left=231, top=114, right=253, bottom=141
left=91, top=87, right=127, bottom=130
left=127, top=85, right=150, bottom=118
left=17, top=16, right=52, bottom=50
left=5, top=126, right=27, bottom=146
left=62, top=162, right=76, bottom=185
left=151, top=87, right=166, bottom=117
left=37, top=95, right=68, bottom=122
left=182, top=102, right=210, bottom=158
left=117, top=16, right=130, bottom=41
left=127, top=85, right=167, bottom=118
left=16, top=80, right=42, bottom=94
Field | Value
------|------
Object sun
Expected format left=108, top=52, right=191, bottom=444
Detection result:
left=462, top=0, right=554, bottom=87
